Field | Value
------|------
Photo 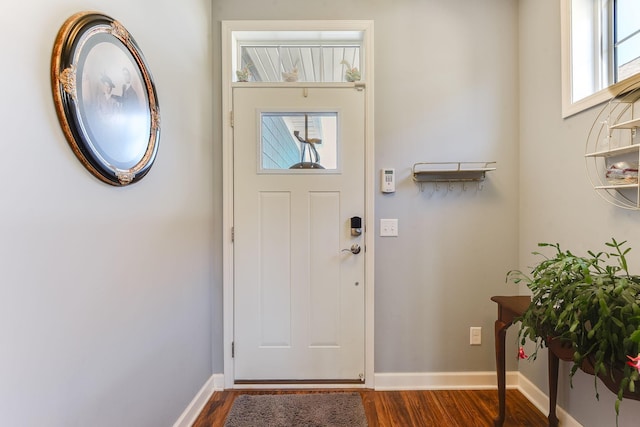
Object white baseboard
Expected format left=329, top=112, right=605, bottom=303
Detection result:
left=374, top=371, right=582, bottom=426
left=374, top=371, right=520, bottom=390
left=517, top=373, right=582, bottom=427
left=173, top=374, right=224, bottom=427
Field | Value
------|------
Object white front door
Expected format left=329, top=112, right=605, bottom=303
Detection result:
left=233, top=86, right=365, bottom=382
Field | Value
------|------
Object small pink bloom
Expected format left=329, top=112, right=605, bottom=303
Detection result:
left=518, top=347, right=528, bottom=360
left=626, top=353, right=640, bottom=372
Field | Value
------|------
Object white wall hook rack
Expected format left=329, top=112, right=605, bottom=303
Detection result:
left=412, top=162, right=496, bottom=192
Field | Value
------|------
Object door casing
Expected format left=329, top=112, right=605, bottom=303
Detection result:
left=221, top=20, right=375, bottom=389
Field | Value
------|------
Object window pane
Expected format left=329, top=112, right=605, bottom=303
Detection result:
left=615, top=0, right=640, bottom=81
left=617, top=33, right=640, bottom=80
left=615, top=0, right=640, bottom=41
left=616, top=0, right=640, bottom=81
left=260, top=112, right=338, bottom=171
left=240, top=45, right=360, bottom=82
left=571, top=0, right=600, bottom=101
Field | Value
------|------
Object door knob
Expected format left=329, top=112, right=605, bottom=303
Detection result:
left=342, top=244, right=361, bottom=254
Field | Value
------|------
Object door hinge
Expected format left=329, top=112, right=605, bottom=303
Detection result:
left=231, top=226, right=234, bottom=242
left=230, top=111, right=234, bottom=127
left=232, top=341, right=235, bottom=358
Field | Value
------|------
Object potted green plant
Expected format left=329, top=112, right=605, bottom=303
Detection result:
left=507, top=238, right=640, bottom=422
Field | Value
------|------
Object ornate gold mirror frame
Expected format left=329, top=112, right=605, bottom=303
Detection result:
left=51, top=11, right=160, bottom=186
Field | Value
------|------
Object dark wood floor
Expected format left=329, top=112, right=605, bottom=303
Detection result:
left=193, top=388, right=548, bottom=426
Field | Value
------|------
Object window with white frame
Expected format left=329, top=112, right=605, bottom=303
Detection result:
left=563, top=0, right=640, bottom=117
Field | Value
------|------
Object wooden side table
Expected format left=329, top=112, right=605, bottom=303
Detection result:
left=491, top=295, right=531, bottom=427
left=492, top=295, right=640, bottom=427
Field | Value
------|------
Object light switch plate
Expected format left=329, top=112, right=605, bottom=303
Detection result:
left=380, top=219, right=398, bottom=237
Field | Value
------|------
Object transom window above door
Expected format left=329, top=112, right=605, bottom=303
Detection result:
left=241, top=44, right=360, bottom=83
left=232, top=30, right=364, bottom=83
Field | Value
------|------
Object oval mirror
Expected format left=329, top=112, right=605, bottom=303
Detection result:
left=51, top=11, right=160, bottom=186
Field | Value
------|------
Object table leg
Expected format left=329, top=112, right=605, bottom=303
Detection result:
left=548, top=349, right=560, bottom=427
left=494, top=319, right=508, bottom=427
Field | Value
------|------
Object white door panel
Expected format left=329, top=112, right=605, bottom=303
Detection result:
left=233, top=87, right=365, bottom=381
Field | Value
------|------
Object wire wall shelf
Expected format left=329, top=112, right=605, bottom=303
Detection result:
left=412, top=162, right=496, bottom=192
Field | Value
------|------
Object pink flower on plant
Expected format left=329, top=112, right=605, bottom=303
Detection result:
left=626, top=353, right=640, bottom=373
left=518, top=347, right=528, bottom=360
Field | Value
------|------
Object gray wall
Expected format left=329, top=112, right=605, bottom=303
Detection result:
left=1, top=1, right=214, bottom=426
left=211, top=0, right=520, bottom=376
left=519, top=0, right=640, bottom=425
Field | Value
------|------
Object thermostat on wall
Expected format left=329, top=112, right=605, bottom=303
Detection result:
left=381, top=168, right=395, bottom=193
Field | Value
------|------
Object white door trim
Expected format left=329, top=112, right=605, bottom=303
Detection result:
left=221, top=20, right=375, bottom=389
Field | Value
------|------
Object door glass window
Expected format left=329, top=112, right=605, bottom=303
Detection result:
left=260, top=112, right=338, bottom=172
